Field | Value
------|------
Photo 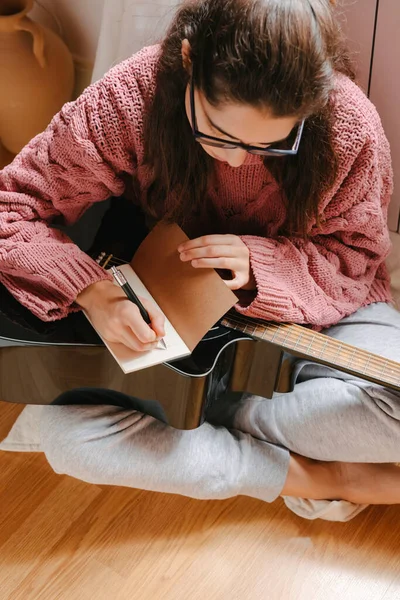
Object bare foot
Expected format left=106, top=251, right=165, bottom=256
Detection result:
left=281, top=455, right=400, bottom=505
left=336, top=462, right=400, bottom=505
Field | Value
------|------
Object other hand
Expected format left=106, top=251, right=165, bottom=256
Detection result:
left=178, top=234, right=256, bottom=290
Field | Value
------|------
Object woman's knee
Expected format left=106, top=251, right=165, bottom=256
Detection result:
left=40, top=405, right=76, bottom=473
left=362, top=384, right=400, bottom=425
left=40, top=404, right=143, bottom=474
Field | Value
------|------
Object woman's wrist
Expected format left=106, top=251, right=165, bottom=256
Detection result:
left=75, top=279, right=115, bottom=310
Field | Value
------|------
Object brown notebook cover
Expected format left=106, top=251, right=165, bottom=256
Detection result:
left=131, top=223, right=238, bottom=351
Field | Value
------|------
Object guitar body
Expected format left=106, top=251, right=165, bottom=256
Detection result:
left=0, top=284, right=282, bottom=429
left=2, top=271, right=400, bottom=429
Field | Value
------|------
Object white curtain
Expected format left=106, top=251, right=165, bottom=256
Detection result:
left=92, top=0, right=180, bottom=83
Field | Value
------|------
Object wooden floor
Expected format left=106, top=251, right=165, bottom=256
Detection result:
left=1, top=402, right=400, bottom=600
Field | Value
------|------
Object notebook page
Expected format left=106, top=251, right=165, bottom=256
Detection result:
left=85, top=264, right=190, bottom=374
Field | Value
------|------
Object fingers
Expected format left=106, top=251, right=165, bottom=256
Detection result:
left=179, top=244, right=241, bottom=262
left=223, top=275, right=247, bottom=290
left=178, top=234, right=253, bottom=290
left=178, top=234, right=240, bottom=253
left=118, top=301, right=156, bottom=343
left=110, top=298, right=166, bottom=352
left=187, top=256, right=244, bottom=271
left=119, top=328, right=159, bottom=352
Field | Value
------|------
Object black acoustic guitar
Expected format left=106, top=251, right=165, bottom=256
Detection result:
left=0, top=251, right=399, bottom=430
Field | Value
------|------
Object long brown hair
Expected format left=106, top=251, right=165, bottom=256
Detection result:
left=143, top=0, right=355, bottom=236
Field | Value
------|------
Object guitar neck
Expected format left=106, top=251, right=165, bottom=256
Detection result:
left=222, top=312, right=400, bottom=392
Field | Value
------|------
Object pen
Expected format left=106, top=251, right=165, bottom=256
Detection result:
left=111, top=266, right=167, bottom=350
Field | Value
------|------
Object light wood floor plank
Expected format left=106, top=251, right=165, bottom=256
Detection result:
left=0, top=473, right=101, bottom=596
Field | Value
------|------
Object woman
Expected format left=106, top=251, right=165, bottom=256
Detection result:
left=1, top=0, right=400, bottom=520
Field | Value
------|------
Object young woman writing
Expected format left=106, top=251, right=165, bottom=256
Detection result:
left=1, top=0, right=400, bottom=519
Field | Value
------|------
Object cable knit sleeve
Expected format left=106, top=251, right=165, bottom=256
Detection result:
left=238, top=79, right=393, bottom=329
left=0, top=52, right=152, bottom=321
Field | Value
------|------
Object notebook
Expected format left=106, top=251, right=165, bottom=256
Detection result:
left=95, top=264, right=191, bottom=373
left=86, top=223, right=238, bottom=374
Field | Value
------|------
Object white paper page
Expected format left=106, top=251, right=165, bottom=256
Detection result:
left=85, top=264, right=190, bottom=374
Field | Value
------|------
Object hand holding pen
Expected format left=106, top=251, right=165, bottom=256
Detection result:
left=76, top=274, right=166, bottom=353
left=111, top=267, right=167, bottom=350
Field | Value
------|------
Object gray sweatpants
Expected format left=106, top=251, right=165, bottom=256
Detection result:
left=40, top=303, right=400, bottom=505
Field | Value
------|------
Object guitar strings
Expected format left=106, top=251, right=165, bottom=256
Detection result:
left=225, top=316, right=400, bottom=382
left=225, top=312, right=396, bottom=371
left=104, top=256, right=126, bottom=266
left=224, top=313, right=383, bottom=364
left=227, top=322, right=400, bottom=382
left=95, top=253, right=126, bottom=267
left=224, top=313, right=400, bottom=382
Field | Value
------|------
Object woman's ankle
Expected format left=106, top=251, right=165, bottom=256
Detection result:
left=281, top=455, right=344, bottom=501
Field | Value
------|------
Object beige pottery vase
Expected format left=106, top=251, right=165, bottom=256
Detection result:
left=0, top=0, right=74, bottom=154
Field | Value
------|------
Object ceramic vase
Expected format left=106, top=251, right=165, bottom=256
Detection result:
left=0, top=0, right=74, bottom=154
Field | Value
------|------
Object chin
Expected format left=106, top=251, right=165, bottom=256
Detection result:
left=202, top=147, right=225, bottom=162
left=211, top=153, right=226, bottom=163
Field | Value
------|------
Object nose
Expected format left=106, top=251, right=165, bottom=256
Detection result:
left=224, top=148, right=248, bottom=168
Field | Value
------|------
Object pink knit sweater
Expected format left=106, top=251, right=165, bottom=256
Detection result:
left=0, top=46, right=393, bottom=328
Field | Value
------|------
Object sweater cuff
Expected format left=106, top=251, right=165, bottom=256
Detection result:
left=2, top=250, right=113, bottom=322
left=237, top=235, right=298, bottom=321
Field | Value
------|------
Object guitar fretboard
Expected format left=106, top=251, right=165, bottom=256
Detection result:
left=222, top=312, right=400, bottom=391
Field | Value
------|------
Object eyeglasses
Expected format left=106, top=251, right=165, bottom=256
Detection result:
left=190, top=79, right=305, bottom=157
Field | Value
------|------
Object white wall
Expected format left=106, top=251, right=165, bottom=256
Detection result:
left=31, top=0, right=104, bottom=94
left=31, top=0, right=178, bottom=93
left=338, top=0, right=377, bottom=93
left=91, top=0, right=179, bottom=82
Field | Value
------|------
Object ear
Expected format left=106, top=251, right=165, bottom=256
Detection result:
left=181, top=39, right=192, bottom=71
